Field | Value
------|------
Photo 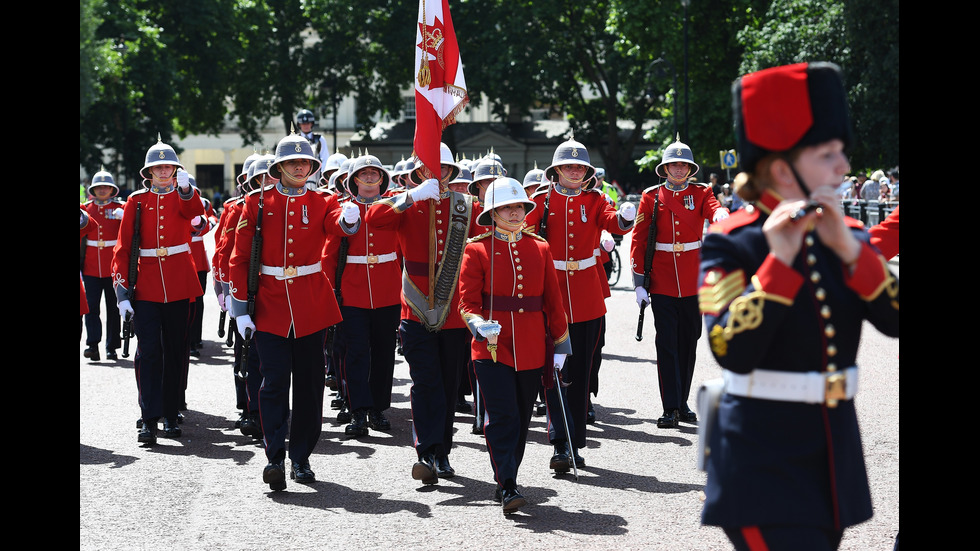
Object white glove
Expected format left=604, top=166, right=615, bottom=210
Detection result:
left=342, top=202, right=360, bottom=224
left=217, top=292, right=228, bottom=312
left=112, top=208, right=124, bottom=220
left=176, top=170, right=191, bottom=191
left=119, top=299, right=134, bottom=319
left=191, top=215, right=203, bottom=227
left=476, top=320, right=502, bottom=338
left=600, top=230, right=615, bottom=252
left=712, top=209, right=730, bottom=223
left=409, top=178, right=441, bottom=202
left=635, top=286, right=650, bottom=307
left=618, top=202, right=636, bottom=222
left=553, top=353, right=567, bottom=370
left=237, top=314, right=256, bottom=338
left=224, top=294, right=233, bottom=314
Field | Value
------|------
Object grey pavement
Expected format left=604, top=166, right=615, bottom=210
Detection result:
left=80, top=231, right=899, bottom=550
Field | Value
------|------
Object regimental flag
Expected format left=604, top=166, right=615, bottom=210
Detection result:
left=413, top=0, right=469, bottom=179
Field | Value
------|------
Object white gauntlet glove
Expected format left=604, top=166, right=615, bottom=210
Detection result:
left=712, top=209, right=730, bottom=222
left=118, top=299, right=134, bottom=319
left=618, top=202, right=636, bottom=222
left=409, top=178, right=441, bottom=202
left=176, top=170, right=191, bottom=191
left=236, top=314, right=256, bottom=338
left=342, top=202, right=360, bottom=225
left=477, top=320, right=502, bottom=338
left=112, top=208, right=124, bottom=220
left=600, top=230, right=615, bottom=252
left=553, top=353, right=567, bottom=370
left=635, top=287, right=650, bottom=308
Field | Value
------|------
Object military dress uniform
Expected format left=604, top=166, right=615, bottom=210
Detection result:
left=80, top=209, right=97, bottom=335
left=458, top=182, right=571, bottom=511
left=697, top=190, right=900, bottom=542
left=81, top=192, right=125, bottom=360
left=524, top=182, right=632, bottom=459
left=366, top=164, right=481, bottom=482
left=630, top=178, right=728, bottom=426
left=229, top=175, right=354, bottom=486
left=111, top=177, right=206, bottom=441
left=188, top=194, right=218, bottom=356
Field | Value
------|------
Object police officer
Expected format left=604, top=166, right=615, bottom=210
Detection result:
left=325, top=154, right=403, bottom=437
left=112, top=138, right=207, bottom=445
left=459, top=177, right=571, bottom=513
left=630, top=136, right=729, bottom=429
left=296, top=109, right=330, bottom=188
left=365, top=142, right=482, bottom=485
left=697, top=61, right=899, bottom=549
left=524, top=138, right=635, bottom=471
left=81, top=168, right=125, bottom=361
left=229, top=132, right=357, bottom=491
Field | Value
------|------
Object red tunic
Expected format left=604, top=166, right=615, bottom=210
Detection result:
left=524, top=186, right=631, bottom=323
left=869, top=205, right=899, bottom=260
left=630, top=183, right=727, bottom=298
left=228, top=185, right=348, bottom=338
left=212, top=197, right=243, bottom=288
left=366, top=191, right=482, bottom=330
left=81, top=199, right=124, bottom=279
left=458, top=229, right=569, bottom=370
left=111, top=186, right=206, bottom=303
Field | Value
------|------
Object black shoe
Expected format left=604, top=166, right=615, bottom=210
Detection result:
left=456, top=397, right=471, bottom=413
left=493, top=487, right=503, bottom=503
left=234, top=411, right=246, bottom=429
left=189, top=347, right=200, bottom=358
left=472, top=415, right=484, bottom=435
left=680, top=407, right=698, bottom=424
left=534, top=401, right=547, bottom=416
left=290, top=460, right=315, bottom=484
left=325, top=374, right=338, bottom=390
left=105, top=350, right=118, bottom=361
left=241, top=414, right=261, bottom=438
left=411, top=454, right=438, bottom=485
left=162, top=418, right=182, bottom=438
left=176, top=412, right=184, bottom=424
left=587, top=402, right=596, bottom=424
left=572, top=448, right=586, bottom=467
left=263, top=462, right=286, bottom=491
left=657, top=409, right=680, bottom=429
left=345, top=409, right=369, bottom=437
left=138, top=424, right=157, bottom=445
left=501, top=488, right=527, bottom=513
left=550, top=442, right=571, bottom=473
left=369, top=409, right=391, bottom=431
left=84, top=346, right=100, bottom=361
left=330, top=394, right=345, bottom=409
left=336, top=403, right=352, bottom=424
left=136, top=417, right=144, bottom=429
left=435, top=455, right=455, bottom=478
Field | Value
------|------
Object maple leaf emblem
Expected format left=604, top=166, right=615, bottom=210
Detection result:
left=417, top=16, right=446, bottom=89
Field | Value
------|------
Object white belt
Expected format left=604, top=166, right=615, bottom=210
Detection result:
left=192, top=236, right=204, bottom=242
left=87, top=239, right=117, bottom=249
left=554, top=256, right=597, bottom=271
left=656, top=240, right=701, bottom=252
left=260, top=261, right=322, bottom=280
left=723, top=367, right=858, bottom=407
left=346, top=252, right=398, bottom=265
left=139, top=243, right=191, bottom=257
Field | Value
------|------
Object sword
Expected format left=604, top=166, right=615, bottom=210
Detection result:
left=554, top=362, right=578, bottom=481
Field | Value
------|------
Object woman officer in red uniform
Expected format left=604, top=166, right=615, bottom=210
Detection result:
left=459, top=177, right=570, bottom=514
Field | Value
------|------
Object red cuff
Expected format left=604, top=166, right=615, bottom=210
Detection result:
left=844, top=242, right=889, bottom=299
left=756, top=253, right=803, bottom=301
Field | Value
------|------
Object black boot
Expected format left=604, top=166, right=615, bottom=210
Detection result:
left=550, top=442, right=571, bottom=473
left=345, top=408, right=369, bottom=437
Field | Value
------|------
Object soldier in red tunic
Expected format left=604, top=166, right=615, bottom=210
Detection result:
left=229, top=133, right=357, bottom=491
left=459, top=177, right=571, bottom=513
left=630, top=137, right=729, bottom=429
left=112, top=139, right=207, bottom=445
left=524, top=138, right=635, bottom=472
left=323, top=154, right=403, bottom=437
left=81, top=168, right=125, bottom=361
left=366, top=142, right=482, bottom=485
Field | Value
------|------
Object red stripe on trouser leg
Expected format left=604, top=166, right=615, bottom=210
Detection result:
left=742, top=526, right=769, bottom=551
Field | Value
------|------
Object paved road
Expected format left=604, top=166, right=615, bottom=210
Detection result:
left=80, top=232, right=899, bottom=550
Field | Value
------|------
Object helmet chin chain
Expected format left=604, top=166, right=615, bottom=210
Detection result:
left=557, top=166, right=586, bottom=184
left=151, top=167, right=177, bottom=187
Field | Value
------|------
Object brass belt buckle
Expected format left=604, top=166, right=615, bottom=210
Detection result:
left=566, top=260, right=579, bottom=271
left=284, top=266, right=297, bottom=277
left=825, top=371, right=847, bottom=407
left=97, top=240, right=106, bottom=249
left=156, top=247, right=168, bottom=257
left=673, top=242, right=685, bottom=252
left=367, top=254, right=379, bottom=264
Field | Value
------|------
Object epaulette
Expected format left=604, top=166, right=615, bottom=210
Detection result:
left=245, top=183, right=275, bottom=197
left=708, top=206, right=760, bottom=234
left=223, top=197, right=237, bottom=206
left=467, top=230, right=493, bottom=243
left=129, top=187, right=150, bottom=198
left=642, top=183, right=662, bottom=195
left=522, top=228, right=548, bottom=242
left=111, top=197, right=126, bottom=205
left=530, top=188, right=550, bottom=200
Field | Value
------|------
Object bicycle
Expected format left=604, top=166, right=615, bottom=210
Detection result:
left=605, top=234, right=623, bottom=287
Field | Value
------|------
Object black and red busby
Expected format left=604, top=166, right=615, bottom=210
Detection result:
left=732, top=61, right=853, bottom=174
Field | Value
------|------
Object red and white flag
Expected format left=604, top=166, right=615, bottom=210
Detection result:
left=413, top=0, right=468, bottom=178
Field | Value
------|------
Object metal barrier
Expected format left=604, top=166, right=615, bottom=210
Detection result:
left=841, top=200, right=898, bottom=227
